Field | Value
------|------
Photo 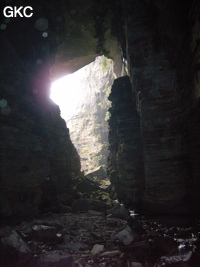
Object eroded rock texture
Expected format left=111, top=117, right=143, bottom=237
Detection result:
left=107, top=0, right=200, bottom=213
left=66, top=56, right=115, bottom=174
left=107, top=76, right=144, bottom=208
left=0, top=1, right=82, bottom=218
left=183, top=0, right=200, bottom=208
left=124, top=0, right=188, bottom=213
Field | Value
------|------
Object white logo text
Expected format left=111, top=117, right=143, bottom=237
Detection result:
left=3, top=6, right=33, bottom=18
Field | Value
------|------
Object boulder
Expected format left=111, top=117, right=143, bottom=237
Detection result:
left=73, top=176, right=101, bottom=196
left=1, top=230, right=31, bottom=253
left=32, top=225, right=57, bottom=242
left=86, top=166, right=110, bottom=189
left=107, top=201, right=130, bottom=220
left=115, top=229, right=134, bottom=245
left=91, top=244, right=104, bottom=255
left=100, top=250, right=121, bottom=257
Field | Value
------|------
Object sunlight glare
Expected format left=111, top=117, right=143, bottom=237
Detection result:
left=50, top=67, right=86, bottom=120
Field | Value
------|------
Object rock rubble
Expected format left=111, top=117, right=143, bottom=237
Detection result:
left=1, top=210, right=200, bottom=266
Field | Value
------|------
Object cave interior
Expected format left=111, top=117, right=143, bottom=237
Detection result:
left=0, top=0, right=200, bottom=266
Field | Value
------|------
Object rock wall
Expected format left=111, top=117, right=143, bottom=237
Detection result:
left=180, top=0, right=200, bottom=207
left=108, top=0, right=200, bottom=214
left=0, top=1, right=82, bottom=218
left=107, top=76, right=144, bottom=207
left=65, top=56, right=115, bottom=174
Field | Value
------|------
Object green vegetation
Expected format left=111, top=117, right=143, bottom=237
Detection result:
left=101, top=57, right=112, bottom=72
left=105, top=86, right=111, bottom=98
left=105, top=111, right=110, bottom=121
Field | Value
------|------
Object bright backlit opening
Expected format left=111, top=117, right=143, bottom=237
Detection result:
left=50, top=66, right=86, bottom=120
left=50, top=56, right=114, bottom=174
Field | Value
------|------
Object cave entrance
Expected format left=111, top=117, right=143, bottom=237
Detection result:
left=50, top=55, right=115, bottom=176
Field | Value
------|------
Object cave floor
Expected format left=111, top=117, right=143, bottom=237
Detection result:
left=1, top=211, right=200, bottom=267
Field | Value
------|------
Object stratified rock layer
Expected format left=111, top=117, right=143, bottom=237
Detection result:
left=107, top=76, right=144, bottom=208
left=107, top=0, right=200, bottom=213
left=0, top=1, right=81, bottom=218
left=124, top=0, right=188, bottom=213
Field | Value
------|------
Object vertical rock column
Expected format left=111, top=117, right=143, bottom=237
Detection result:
left=183, top=0, right=200, bottom=207
left=107, top=76, right=144, bottom=207
left=123, top=0, right=188, bottom=213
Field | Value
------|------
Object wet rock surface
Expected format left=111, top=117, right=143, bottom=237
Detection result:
left=1, top=211, right=200, bottom=267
